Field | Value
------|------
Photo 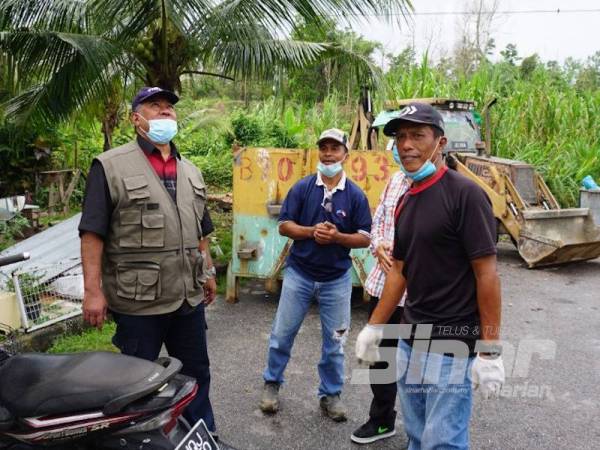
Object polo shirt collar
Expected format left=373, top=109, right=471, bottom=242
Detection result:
left=136, top=134, right=180, bottom=160
left=316, top=171, right=347, bottom=193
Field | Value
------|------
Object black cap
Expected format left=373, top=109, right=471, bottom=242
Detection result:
left=383, top=102, right=445, bottom=136
left=131, top=86, right=179, bottom=111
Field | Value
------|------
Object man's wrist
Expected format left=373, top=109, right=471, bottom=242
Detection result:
left=479, top=354, right=501, bottom=361
left=331, top=230, right=340, bottom=244
left=84, top=285, right=103, bottom=295
left=477, top=342, right=502, bottom=359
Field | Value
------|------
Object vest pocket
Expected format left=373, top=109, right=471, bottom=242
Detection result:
left=189, top=178, right=206, bottom=237
left=142, top=213, right=165, bottom=247
left=123, top=175, right=150, bottom=201
left=116, top=262, right=161, bottom=301
left=119, top=208, right=142, bottom=248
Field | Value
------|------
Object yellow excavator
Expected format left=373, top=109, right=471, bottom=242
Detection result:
left=364, top=97, right=600, bottom=268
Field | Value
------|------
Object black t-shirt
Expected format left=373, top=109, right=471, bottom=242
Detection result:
left=393, top=166, right=497, bottom=348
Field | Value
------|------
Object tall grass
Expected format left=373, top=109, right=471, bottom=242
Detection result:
left=385, top=59, right=600, bottom=206
left=45, top=59, right=598, bottom=206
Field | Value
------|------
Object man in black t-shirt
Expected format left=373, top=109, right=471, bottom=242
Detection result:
left=355, top=103, right=505, bottom=450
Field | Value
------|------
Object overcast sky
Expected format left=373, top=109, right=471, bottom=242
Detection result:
left=354, top=0, right=600, bottom=66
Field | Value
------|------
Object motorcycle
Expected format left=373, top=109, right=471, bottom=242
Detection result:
left=0, top=253, right=229, bottom=450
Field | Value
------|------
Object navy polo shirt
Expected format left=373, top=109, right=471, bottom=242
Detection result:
left=279, top=173, right=372, bottom=282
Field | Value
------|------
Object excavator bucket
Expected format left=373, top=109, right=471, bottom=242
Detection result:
left=517, top=208, right=600, bottom=268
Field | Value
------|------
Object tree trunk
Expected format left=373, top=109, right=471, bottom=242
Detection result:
left=101, top=99, right=120, bottom=152
left=102, top=120, right=113, bottom=152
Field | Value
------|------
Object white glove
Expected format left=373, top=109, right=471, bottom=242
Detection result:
left=355, top=324, right=384, bottom=364
left=471, top=354, right=505, bottom=399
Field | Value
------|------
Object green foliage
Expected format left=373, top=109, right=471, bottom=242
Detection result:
left=188, top=152, right=232, bottom=188
left=0, top=0, right=409, bottom=127
left=520, top=54, right=540, bottom=79
left=0, top=121, right=56, bottom=196
left=6, top=271, right=41, bottom=298
left=287, top=18, right=382, bottom=104
left=209, top=209, right=233, bottom=267
left=500, top=44, right=520, bottom=66
left=0, top=213, right=30, bottom=251
left=225, top=96, right=350, bottom=149
left=178, top=95, right=352, bottom=187
left=228, top=112, right=263, bottom=146
left=384, top=54, right=600, bottom=206
left=48, top=321, right=118, bottom=353
left=574, top=51, right=600, bottom=92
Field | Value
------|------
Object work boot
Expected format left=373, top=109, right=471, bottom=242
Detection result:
left=350, top=418, right=396, bottom=444
left=319, top=394, right=347, bottom=422
left=259, top=382, right=280, bottom=413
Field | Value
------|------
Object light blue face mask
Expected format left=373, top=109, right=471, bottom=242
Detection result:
left=317, top=161, right=344, bottom=178
left=138, top=115, right=178, bottom=144
left=398, top=139, right=441, bottom=182
left=391, top=143, right=401, bottom=165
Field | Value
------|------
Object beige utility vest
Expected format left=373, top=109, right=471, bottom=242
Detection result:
left=95, top=141, right=207, bottom=315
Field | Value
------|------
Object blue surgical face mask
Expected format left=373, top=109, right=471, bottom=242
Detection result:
left=399, top=139, right=441, bottom=182
left=317, top=161, right=344, bottom=178
left=391, top=143, right=401, bottom=165
left=137, top=114, right=178, bottom=144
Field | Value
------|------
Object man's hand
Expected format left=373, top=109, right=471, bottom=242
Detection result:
left=83, top=289, right=108, bottom=329
left=471, top=354, right=505, bottom=399
left=355, top=324, right=384, bottom=364
left=314, top=222, right=338, bottom=245
left=203, top=276, right=217, bottom=306
left=375, top=242, right=393, bottom=273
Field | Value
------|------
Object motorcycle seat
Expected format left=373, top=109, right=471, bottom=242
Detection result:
left=0, top=352, right=182, bottom=417
left=0, top=405, right=13, bottom=431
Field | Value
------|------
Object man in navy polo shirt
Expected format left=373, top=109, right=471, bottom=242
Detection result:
left=259, top=128, right=372, bottom=421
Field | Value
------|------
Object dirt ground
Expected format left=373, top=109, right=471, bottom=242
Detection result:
left=205, top=243, right=600, bottom=450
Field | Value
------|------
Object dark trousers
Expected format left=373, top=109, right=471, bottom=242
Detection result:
left=111, top=304, right=215, bottom=432
left=367, top=296, right=404, bottom=426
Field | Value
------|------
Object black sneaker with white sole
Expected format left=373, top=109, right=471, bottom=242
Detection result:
left=350, top=419, right=396, bottom=444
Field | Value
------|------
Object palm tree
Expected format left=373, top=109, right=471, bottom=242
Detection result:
left=0, top=0, right=412, bottom=148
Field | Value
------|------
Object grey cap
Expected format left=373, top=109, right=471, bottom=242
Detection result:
left=383, top=102, right=445, bottom=136
left=316, top=128, right=348, bottom=150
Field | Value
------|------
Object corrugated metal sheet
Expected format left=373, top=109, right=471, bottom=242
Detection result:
left=0, top=213, right=81, bottom=288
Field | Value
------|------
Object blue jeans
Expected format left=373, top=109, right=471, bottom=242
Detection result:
left=111, top=304, right=215, bottom=432
left=397, top=339, right=474, bottom=450
left=263, top=266, right=352, bottom=397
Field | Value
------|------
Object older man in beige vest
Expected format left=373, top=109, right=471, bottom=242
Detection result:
left=79, top=86, right=217, bottom=435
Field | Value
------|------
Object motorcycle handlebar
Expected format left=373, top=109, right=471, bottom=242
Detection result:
left=0, top=252, right=30, bottom=267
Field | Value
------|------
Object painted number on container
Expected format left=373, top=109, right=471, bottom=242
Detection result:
left=239, top=156, right=253, bottom=181
left=277, top=157, right=294, bottom=182
left=351, top=156, right=367, bottom=182
left=374, top=155, right=390, bottom=182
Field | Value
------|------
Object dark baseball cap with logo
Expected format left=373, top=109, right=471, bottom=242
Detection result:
left=131, top=86, right=179, bottom=111
left=383, top=102, right=445, bottom=137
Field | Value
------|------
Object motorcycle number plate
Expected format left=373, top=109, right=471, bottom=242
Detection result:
left=175, top=419, right=219, bottom=450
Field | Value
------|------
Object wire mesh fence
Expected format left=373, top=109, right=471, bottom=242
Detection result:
left=10, top=259, right=83, bottom=332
